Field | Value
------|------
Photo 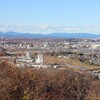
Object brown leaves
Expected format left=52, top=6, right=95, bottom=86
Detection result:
left=0, top=62, right=100, bottom=100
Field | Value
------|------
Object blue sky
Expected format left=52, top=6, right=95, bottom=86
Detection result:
left=0, top=0, right=100, bottom=34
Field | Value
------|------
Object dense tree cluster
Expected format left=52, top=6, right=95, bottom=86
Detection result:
left=0, top=61, right=100, bottom=100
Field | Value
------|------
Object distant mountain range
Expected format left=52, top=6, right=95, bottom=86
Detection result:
left=0, top=31, right=100, bottom=38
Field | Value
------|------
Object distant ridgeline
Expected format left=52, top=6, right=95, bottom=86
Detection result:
left=0, top=31, right=100, bottom=38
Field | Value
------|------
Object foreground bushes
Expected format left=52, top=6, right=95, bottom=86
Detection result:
left=0, top=61, right=100, bottom=100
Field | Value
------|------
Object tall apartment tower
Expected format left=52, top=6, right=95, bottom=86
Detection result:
left=26, top=51, right=31, bottom=58
left=36, top=53, right=44, bottom=64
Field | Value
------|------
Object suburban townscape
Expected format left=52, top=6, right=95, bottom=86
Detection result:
left=0, top=38, right=100, bottom=73
left=0, top=0, right=100, bottom=100
left=0, top=37, right=100, bottom=99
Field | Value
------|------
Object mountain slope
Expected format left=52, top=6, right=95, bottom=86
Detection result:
left=0, top=31, right=100, bottom=38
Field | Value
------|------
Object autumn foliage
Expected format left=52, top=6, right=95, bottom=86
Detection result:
left=0, top=61, right=100, bottom=100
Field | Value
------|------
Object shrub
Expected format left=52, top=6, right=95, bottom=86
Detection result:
left=0, top=61, right=99, bottom=100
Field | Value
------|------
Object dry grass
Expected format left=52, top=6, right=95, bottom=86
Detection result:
left=44, top=56, right=100, bottom=69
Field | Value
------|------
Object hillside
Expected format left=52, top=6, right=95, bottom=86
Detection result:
left=0, top=31, right=100, bottom=38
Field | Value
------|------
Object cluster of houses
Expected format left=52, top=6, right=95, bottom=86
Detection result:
left=0, top=48, right=61, bottom=69
left=0, top=38, right=100, bottom=78
left=0, top=38, right=100, bottom=66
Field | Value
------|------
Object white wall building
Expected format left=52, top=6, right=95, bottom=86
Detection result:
left=36, top=53, right=44, bottom=64
left=16, top=51, right=34, bottom=63
left=27, top=44, right=30, bottom=49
